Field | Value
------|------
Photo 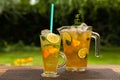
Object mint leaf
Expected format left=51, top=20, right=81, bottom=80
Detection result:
left=41, top=36, right=46, bottom=41
left=86, top=37, right=90, bottom=41
left=66, top=40, right=71, bottom=45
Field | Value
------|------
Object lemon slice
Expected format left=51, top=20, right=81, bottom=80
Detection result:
left=78, top=48, right=88, bottom=58
left=47, top=33, right=60, bottom=43
left=62, top=32, right=72, bottom=45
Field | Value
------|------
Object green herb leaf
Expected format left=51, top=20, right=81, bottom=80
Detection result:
left=66, top=40, right=71, bottom=45
left=86, top=38, right=90, bottom=41
left=41, top=36, right=46, bottom=41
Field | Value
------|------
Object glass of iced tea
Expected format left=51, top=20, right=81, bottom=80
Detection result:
left=40, top=29, right=66, bottom=77
left=58, top=23, right=100, bottom=71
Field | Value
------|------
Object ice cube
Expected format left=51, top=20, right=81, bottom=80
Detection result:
left=77, top=23, right=89, bottom=32
left=41, top=29, right=50, bottom=35
left=70, top=26, right=77, bottom=31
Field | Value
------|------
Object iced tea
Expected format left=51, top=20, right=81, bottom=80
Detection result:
left=40, top=32, right=61, bottom=77
left=60, top=29, right=92, bottom=71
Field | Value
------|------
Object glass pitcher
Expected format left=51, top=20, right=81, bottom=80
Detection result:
left=57, top=23, right=100, bottom=71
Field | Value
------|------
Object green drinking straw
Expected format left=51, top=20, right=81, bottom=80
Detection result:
left=50, top=3, right=54, bottom=32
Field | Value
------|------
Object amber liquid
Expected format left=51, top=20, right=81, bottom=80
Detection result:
left=40, top=36, right=60, bottom=73
left=61, top=30, right=91, bottom=69
left=42, top=52, right=58, bottom=72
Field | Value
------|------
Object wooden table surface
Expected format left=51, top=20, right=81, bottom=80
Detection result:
left=0, top=65, right=120, bottom=80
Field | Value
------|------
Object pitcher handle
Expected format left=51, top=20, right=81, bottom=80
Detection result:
left=91, top=32, right=100, bottom=57
left=58, top=52, right=66, bottom=68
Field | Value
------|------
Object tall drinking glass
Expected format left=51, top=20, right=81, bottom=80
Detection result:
left=40, top=29, right=66, bottom=77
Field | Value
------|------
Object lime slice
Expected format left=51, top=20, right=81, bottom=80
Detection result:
left=78, top=48, right=88, bottom=58
left=62, top=32, right=72, bottom=45
left=46, top=33, right=60, bottom=43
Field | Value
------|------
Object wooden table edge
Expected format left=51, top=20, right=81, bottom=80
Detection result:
left=0, top=64, right=120, bottom=76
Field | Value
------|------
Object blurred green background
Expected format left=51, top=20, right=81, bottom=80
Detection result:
left=0, top=0, right=120, bottom=66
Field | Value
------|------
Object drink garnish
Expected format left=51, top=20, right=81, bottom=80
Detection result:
left=78, top=48, right=88, bottom=58
left=42, top=49, right=49, bottom=58
left=71, top=39, right=80, bottom=47
left=46, top=33, right=60, bottom=43
left=66, top=40, right=71, bottom=45
left=41, top=36, right=46, bottom=41
left=42, top=46, right=58, bottom=58
left=86, top=37, right=90, bottom=41
left=62, top=32, right=72, bottom=45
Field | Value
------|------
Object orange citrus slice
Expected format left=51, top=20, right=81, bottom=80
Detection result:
left=42, top=46, right=58, bottom=58
left=26, top=57, right=33, bottom=62
left=42, top=49, right=49, bottom=58
left=47, top=33, right=60, bottom=43
left=71, top=39, right=80, bottom=47
left=48, top=46, right=58, bottom=54
left=78, top=48, right=88, bottom=58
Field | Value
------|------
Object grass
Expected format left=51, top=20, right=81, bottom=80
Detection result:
left=0, top=46, right=42, bottom=66
left=88, top=46, right=120, bottom=65
left=0, top=45, right=120, bottom=66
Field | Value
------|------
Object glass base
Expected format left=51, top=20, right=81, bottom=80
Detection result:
left=66, top=67, right=86, bottom=72
left=41, top=72, right=59, bottom=77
